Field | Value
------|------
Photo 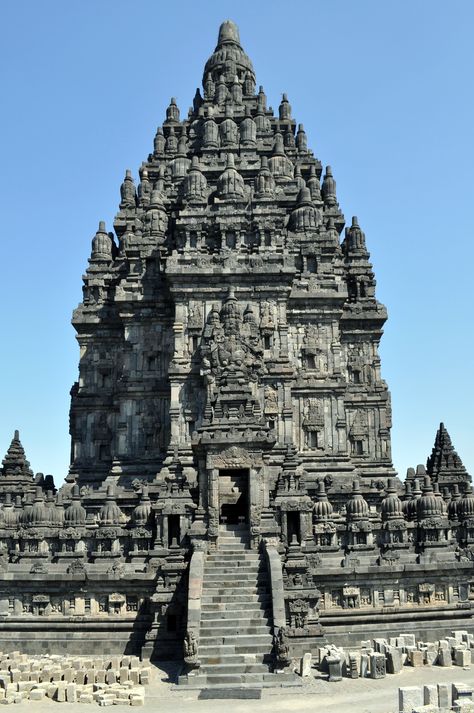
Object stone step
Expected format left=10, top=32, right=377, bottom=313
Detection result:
left=202, top=603, right=269, bottom=613
left=202, top=587, right=268, bottom=596
left=208, top=551, right=258, bottom=557
left=199, top=643, right=272, bottom=656
left=201, top=615, right=269, bottom=625
left=201, top=663, right=269, bottom=675
left=200, top=624, right=271, bottom=637
left=203, top=579, right=267, bottom=588
left=199, top=634, right=273, bottom=647
left=201, top=589, right=269, bottom=604
left=205, top=561, right=263, bottom=570
left=204, top=673, right=270, bottom=685
left=207, top=553, right=259, bottom=560
left=200, top=653, right=272, bottom=666
left=200, top=610, right=271, bottom=621
left=203, top=567, right=267, bottom=582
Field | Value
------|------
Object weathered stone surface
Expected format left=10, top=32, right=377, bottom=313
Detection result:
left=399, top=686, right=423, bottom=713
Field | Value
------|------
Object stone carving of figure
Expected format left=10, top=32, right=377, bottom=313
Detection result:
left=273, top=627, right=291, bottom=668
left=259, top=301, right=275, bottom=334
left=264, top=385, right=279, bottom=414
left=183, top=630, right=199, bottom=666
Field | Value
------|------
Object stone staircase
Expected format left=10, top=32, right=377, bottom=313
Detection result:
left=198, top=524, right=274, bottom=687
left=178, top=524, right=300, bottom=691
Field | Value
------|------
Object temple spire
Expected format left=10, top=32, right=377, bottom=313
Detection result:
left=426, top=422, right=470, bottom=489
left=1, top=430, right=33, bottom=481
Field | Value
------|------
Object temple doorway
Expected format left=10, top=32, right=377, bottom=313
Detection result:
left=218, top=469, right=249, bottom=525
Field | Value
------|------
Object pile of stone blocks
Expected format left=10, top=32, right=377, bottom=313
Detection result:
left=398, top=681, right=473, bottom=712
left=0, top=651, right=150, bottom=705
left=317, top=630, right=474, bottom=682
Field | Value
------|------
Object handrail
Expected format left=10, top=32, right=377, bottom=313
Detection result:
left=262, top=540, right=286, bottom=630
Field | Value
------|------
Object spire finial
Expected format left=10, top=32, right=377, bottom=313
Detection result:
left=218, top=20, right=241, bottom=46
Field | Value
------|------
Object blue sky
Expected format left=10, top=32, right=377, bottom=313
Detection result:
left=0, top=0, right=473, bottom=484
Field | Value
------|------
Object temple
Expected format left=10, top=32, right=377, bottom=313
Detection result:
left=0, top=20, right=472, bottom=688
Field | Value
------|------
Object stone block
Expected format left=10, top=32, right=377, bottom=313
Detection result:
left=370, top=653, right=386, bottom=679
left=453, top=683, right=474, bottom=699
left=453, top=701, right=474, bottom=712
left=438, top=648, right=452, bottom=666
left=130, top=694, right=145, bottom=706
left=453, top=630, right=469, bottom=641
left=399, top=686, right=423, bottom=712
left=347, top=654, right=359, bottom=679
left=56, top=682, right=66, bottom=702
left=96, top=669, right=106, bottom=683
left=66, top=683, right=77, bottom=703
left=62, top=668, right=74, bottom=682
left=79, top=692, right=94, bottom=703
left=399, top=634, right=416, bottom=648
left=425, top=650, right=438, bottom=666
left=105, top=671, right=117, bottom=685
left=455, top=649, right=471, bottom=667
left=326, top=656, right=342, bottom=682
left=129, top=669, right=139, bottom=685
left=386, top=648, right=402, bottom=674
left=438, top=683, right=451, bottom=708
left=30, top=688, right=45, bottom=701
left=119, top=667, right=129, bottom=682
left=360, top=653, right=369, bottom=678
left=409, top=650, right=424, bottom=667
left=423, top=684, right=437, bottom=705
left=300, top=653, right=312, bottom=677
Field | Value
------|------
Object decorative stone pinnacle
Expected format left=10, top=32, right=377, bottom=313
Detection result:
left=217, top=20, right=241, bottom=46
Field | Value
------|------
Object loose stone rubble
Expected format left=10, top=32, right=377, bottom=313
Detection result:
left=0, top=651, right=148, bottom=705
left=398, top=682, right=474, bottom=712
left=311, top=629, right=474, bottom=682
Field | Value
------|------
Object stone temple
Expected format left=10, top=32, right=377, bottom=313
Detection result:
left=0, top=20, right=472, bottom=687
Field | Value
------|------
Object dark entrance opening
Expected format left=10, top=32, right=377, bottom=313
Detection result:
left=287, top=510, right=300, bottom=544
left=219, top=469, right=249, bottom=525
left=168, top=514, right=180, bottom=547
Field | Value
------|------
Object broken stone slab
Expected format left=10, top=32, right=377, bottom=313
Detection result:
left=326, top=656, right=342, bottom=682
left=347, top=654, right=359, bottom=679
left=300, top=653, right=312, bottom=677
left=370, top=653, right=386, bottom=679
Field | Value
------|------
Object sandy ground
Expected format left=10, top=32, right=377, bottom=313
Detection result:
left=5, top=662, right=474, bottom=713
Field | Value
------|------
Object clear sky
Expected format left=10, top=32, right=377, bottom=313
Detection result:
left=0, top=0, right=473, bottom=485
